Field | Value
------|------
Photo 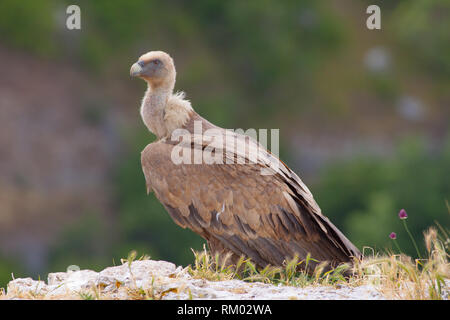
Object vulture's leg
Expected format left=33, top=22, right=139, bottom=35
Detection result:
left=207, top=238, right=243, bottom=271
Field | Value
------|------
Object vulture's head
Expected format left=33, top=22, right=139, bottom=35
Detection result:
left=130, top=51, right=176, bottom=88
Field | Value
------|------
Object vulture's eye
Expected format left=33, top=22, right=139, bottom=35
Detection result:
left=153, top=59, right=161, bottom=65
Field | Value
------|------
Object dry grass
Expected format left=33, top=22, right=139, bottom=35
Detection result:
left=1, top=226, right=448, bottom=300
left=188, top=226, right=449, bottom=300
left=187, top=246, right=352, bottom=287
left=350, top=226, right=449, bottom=299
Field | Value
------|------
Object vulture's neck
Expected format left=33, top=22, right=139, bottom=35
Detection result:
left=141, top=85, right=170, bottom=139
left=140, top=83, right=194, bottom=140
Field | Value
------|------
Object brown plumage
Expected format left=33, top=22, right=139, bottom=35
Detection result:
left=130, top=51, right=361, bottom=272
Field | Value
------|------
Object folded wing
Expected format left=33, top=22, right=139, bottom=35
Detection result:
left=141, top=130, right=361, bottom=269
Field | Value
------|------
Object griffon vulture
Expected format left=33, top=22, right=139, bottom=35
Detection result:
left=130, top=51, right=361, bottom=272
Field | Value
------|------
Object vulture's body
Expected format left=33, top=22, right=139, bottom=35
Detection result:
left=130, top=51, right=361, bottom=272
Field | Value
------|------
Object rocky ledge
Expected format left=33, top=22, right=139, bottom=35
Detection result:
left=3, top=259, right=384, bottom=300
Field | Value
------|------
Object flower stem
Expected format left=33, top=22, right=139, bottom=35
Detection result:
left=392, top=239, right=402, bottom=254
left=402, top=220, right=422, bottom=259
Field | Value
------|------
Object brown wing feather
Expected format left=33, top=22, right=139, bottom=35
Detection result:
left=141, top=131, right=361, bottom=270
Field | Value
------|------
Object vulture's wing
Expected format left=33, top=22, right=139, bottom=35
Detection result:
left=141, top=130, right=360, bottom=268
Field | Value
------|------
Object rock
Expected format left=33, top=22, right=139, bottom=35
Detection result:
left=94, top=260, right=180, bottom=295
left=2, top=259, right=390, bottom=300
left=7, top=277, right=48, bottom=298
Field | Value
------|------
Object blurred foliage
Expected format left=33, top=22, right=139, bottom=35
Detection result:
left=178, top=0, right=346, bottom=95
left=391, top=0, right=450, bottom=77
left=0, top=0, right=56, bottom=56
left=0, top=0, right=347, bottom=122
left=314, top=136, right=450, bottom=257
left=0, top=257, right=24, bottom=289
left=48, top=212, right=111, bottom=273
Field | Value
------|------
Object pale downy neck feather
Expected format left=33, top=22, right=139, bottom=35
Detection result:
left=140, top=85, right=193, bottom=139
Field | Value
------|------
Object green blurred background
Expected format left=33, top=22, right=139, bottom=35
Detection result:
left=0, top=0, right=449, bottom=288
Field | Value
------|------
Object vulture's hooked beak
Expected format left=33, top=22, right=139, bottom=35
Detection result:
left=130, top=62, right=143, bottom=77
